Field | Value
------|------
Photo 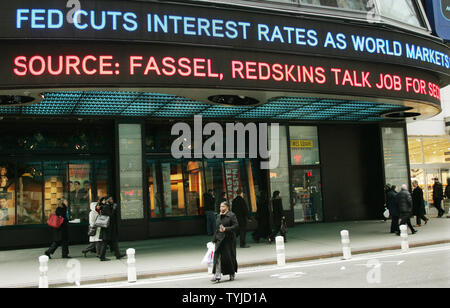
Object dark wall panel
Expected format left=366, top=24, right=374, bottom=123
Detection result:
left=319, top=125, right=384, bottom=222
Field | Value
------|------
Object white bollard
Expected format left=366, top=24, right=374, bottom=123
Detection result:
left=38, top=255, right=49, bottom=288
left=275, top=236, right=286, bottom=266
left=340, top=230, right=352, bottom=260
left=127, top=248, right=137, bottom=283
left=400, top=225, right=409, bottom=252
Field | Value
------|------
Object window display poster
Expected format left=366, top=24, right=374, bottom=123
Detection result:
left=69, top=163, right=91, bottom=222
left=223, top=162, right=242, bottom=202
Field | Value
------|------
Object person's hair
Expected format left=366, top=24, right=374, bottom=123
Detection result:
left=391, top=185, right=396, bottom=190
left=220, top=201, right=229, bottom=208
left=83, top=180, right=90, bottom=185
left=273, top=191, right=280, bottom=198
left=401, top=184, right=408, bottom=190
left=74, top=181, right=80, bottom=185
left=98, top=196, right=106, bottom=203
left=412, top=180, right=419, bottom=186
left=236, top=189, right=243, bottom=195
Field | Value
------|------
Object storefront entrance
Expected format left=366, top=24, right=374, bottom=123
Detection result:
left=291, top=168, right=323, bottom=223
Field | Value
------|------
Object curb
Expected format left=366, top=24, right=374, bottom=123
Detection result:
left=14, top=239, right=449, bottom=288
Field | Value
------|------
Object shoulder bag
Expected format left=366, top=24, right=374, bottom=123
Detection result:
left=48, top=213, right=64, bottom=229
left=94, top=215, right=110, bottom=228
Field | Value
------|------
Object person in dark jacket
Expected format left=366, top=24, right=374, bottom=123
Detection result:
left=45, top=198, right=71, bottom=259
left=232, top=190, right=250, bottom=248
left=252, top=191, right=271, bottom=243
left=446, top=179, right=450, bottom=218
left=395, top=184, right=417, bottom=235
left=386, top=185, right=399, bottom=234
left=432, top=178, right=445, bottom=217
left=211, top=201, right=239, bottom=282
left=203, top=189, right=216, bottom=236
left=412, top=180, right=428, bottom=227
left=98, top=197, right=125, bottom=261
left=269, top=191, right=286, bottom=242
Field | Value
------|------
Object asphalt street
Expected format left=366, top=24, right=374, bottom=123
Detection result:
left=77, top=244, right=450, bottom=289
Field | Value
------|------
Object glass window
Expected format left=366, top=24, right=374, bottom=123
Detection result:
left=290, top=126, right=320, bottom=166
left=43, top=161, right=66, bottom=222
left=408, top=138, right=424, bottom=164
left=204, top=160, right=226, bottom=212
left=382, top=127, right=409, bottom=189
left=17, top=162, right=43, bottom=225
left=119, top=124, right=144, bottom=220
left=163, top=161, right=185, bottom=217
left=377, top=0, right=423, bottom=27
left=147, top=160, right=162, bottom=218
left=300, top=0, right=369, bottom=11
left=0, top=163, right=15, bottom=226
left=422, top=138, right=450, bottom=164
left=269, top=126, right=291, bottom=211
left=184, top=161, right=205, bottom=216
left=68, top=162, right=92, bottom=223
left=291, top=168, right=323, bottom=222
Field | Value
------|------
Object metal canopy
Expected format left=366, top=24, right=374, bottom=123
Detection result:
left=0, top=91, right=407, bottom=122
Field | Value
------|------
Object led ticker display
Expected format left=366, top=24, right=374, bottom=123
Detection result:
left=0, top=42, right=441, bottom=106
left=0, top=0, right=449, bottom=79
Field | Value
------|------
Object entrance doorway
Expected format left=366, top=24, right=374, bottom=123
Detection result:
left=290, top=167, right=323, bottom=223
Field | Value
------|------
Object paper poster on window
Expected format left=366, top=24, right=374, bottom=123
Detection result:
left=223, top=162, right=242, bottom=202
left=69, top=163, right=91, bottom=222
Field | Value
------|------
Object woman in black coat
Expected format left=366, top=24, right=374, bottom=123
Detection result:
left=269, top=191, right=285, bottom=243
left=45, top=198, right=71, bottom=259
left=252, top=191, right=271, bottom=243
left=211, top=201, right=239, bottom=282
left=412, top=180, right=428, bottom=226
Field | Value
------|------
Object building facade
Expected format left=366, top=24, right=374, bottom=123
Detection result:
left=0, top=0, right=449, bottom=249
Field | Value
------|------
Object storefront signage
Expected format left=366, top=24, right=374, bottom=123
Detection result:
left=0, top=42, right=442, bottom=106
left=291, top=140, right=314, bottom=148
left=0, top=0, right=449, bottom=78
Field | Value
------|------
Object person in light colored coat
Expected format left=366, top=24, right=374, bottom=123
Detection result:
left=82, top=198, right=104, bottom=257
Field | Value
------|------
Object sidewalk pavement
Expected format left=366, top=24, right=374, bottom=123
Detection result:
left=1, top=217, right=449, bottom=288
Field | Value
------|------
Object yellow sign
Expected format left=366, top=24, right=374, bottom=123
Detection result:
left=290, top=140, right=314, bottom=148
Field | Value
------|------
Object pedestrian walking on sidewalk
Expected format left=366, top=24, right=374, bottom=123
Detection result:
left=269, top=191, right=286, bottom=243
left=45, top=198, right=71, bottom=259
left=395, top=184, right=417, bottom=235
left=432, top=178, right=445, bottom=217
left=386, top=185, right=399, bottom=234
left=252, top=191, right=271, bottom=243
left=82, top=198, right=104, bottom=257
left=412, top=180, right=428, bottom=227
left=232, top=190, right=250, bottom=248
left=211, top=201, right=239, bottom=283
left=203, top=189, right=216, bottom=236
left=98, top=197, right=126, bottom=261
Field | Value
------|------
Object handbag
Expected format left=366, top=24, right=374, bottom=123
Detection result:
left=201, top=242, right=215, bottom=265
left=48, top=213, right=64, bottom=229
left=383, top=208, right=390, bottom=219
left=87, top=226, right=97, bottom=236
left=94, top=215, right=110, bottom=228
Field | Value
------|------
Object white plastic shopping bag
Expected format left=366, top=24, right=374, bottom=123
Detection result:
left=201, top=242, right=215, bottom=265
left=383, top=208, right=390, bottom=219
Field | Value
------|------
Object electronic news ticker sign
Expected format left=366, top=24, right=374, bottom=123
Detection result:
left=0, top=0, right=449, bottom=106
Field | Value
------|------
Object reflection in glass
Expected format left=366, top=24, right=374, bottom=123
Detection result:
left=17, top=162, right=43, bottom=225
left=68, top=162, right=91, bottom=223
left=44, top=161, right=66, bottom=222
left=300, top=0, right=369, bottom=11
left=0, top=163, right=15, bottom=226
left=377, top=0, right=423, bottom=27
left=184, top=161, right=204, bottom=216
left=290, top=126, right=320, bottom=166
left=291, top=168, right=323, bottom=222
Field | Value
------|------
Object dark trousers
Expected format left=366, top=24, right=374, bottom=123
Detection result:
left=270, top=223, right=286, bottom=240
left=237, top=223, right=247, bottom=247
left=99, top=240, right=121, bottom=259
left=416, top=215, right=428, bottom=225
left=83, top=242, right=101, bottom=255
left=390, top=216, right=400, bottom=233
left=400, top=215, right=416, bottom=233
left=433, top=199, right=444, bottom=216
left=46, top=240, right=69, bottom=257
